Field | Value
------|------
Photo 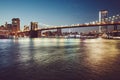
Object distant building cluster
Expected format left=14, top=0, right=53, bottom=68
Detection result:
left=5, top=18, right=20, bottom=33
left=0, top=18, right=20, bottom=34
left=0, top=18, right=20, bottom=38
left=0, top=18, right=39, bottom=37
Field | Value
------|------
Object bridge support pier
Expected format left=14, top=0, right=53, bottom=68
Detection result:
left=38, top=30, right=42, bottom=37
left=57, top=28, right=62, bottom=36
left=30, top=30, right=38, bottom=38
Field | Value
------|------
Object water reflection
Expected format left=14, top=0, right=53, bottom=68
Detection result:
left=81, top=39, right=120, bottom=79
left=0, top=38, right=120, bottom=80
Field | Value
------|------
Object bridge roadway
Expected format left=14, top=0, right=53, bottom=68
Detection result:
left=18, top=22, right=120, bottom=38
left=38, top=22, right=120, bottom=31
left=20, top=22, right=120, bottom=33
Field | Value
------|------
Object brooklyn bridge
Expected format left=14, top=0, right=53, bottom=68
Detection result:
left=0, top=10, right=120, bottom=38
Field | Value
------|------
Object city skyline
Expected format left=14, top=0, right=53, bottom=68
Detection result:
left=0, top=0, right=120, bottom=30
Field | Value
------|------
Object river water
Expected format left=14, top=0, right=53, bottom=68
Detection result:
left=0, top=38, right=120, bottom=80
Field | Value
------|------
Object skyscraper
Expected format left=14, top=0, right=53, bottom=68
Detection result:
left=12, top=18, right=20, bottom=33
left=99, top=10, right=108, bottom=33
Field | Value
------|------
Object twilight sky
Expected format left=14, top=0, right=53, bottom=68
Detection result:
left=0, top=0, right=120, bottom=30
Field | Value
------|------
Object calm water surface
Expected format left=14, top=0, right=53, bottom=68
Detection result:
left=0, top=38, right=120, bottom=80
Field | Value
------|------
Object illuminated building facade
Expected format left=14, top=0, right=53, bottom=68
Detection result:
left=99, top=10, right=108, bottom=33
left=7, top=24, right=12, bottom=32
left=12, top=18, right=20, bottom=33
left=0, top=25, right=9, bottom=38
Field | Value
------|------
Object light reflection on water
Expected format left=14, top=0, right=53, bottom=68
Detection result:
left=83, top=39, right=120, bottom=77
left=0, top=38, right=120, bottom=80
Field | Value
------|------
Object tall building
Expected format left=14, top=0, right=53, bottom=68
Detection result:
left=99, top=10, right=108, bottom=33
left=30, top=22, right=38, bottom=30
left=12, top=18, right=20, bottom=32
left=7, top=24, right=12, bottom=32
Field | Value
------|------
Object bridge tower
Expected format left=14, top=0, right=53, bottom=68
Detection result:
left=99, top=10, right=108, bottom=33
left=30, top=22, right=38, bottom=38
left=30, top=22, right=38, bottom=31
